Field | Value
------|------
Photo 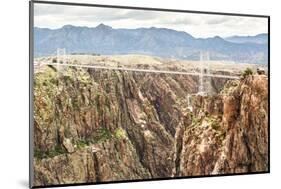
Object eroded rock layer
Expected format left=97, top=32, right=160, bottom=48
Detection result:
left=33, top=66, right=268, bottom=187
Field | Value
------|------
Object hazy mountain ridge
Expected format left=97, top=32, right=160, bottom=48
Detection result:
left=34, top=24, right=268, bottom=64
left=225, top=33, right=268, bottom=44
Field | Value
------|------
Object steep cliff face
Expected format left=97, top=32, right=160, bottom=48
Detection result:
left=33, top=66, right=268, bottom=187
left=173, top=75, right=268, bottom=176
left=213, top=75, right=268, bottom=174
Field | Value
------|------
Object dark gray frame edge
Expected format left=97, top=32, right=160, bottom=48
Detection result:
left=29, top=1, right=34, bottom=188
left=29, top=0, right=270, bottom=188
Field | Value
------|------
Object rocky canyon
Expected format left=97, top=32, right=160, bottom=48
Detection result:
left=32, top=56, right=268, bottom=187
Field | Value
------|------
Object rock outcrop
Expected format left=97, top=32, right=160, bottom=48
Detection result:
left=173, top=75, right=268, bottom=176
left=213, top=75, right=268, bottom=174
left=33, top=66, right=268, bottom=187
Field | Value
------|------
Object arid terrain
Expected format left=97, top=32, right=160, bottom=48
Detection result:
left=32, top=55, right=268, bottom=187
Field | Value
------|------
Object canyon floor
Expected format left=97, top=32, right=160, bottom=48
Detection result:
left=32, top=55, right=268, bottom=187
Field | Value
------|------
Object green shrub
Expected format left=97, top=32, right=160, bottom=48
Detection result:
left=34, top=144, right=67, bottom=159
left=92, top=128, right=112, bottom=143
left=114, top=128, right=126, bottom=139
left=76, top=139, right=90, bottom=149
left=211, top=120, right=220, bottom=130
left=242, top=68, right=253, bottom=79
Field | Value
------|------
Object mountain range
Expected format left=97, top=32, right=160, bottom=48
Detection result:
left=225, top=33, right=268, bottom=44
left=34, top=24, right=268, bottom=64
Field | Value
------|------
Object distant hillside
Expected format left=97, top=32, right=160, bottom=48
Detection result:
left=225, top=33, right=268, bottom=44
left=34, top=24, right=268, bottom=64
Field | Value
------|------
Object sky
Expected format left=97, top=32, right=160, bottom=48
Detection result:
left=34, top=3, right=268, bottom=38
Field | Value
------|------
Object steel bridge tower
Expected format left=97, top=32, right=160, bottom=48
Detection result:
left=56, top=48, right=66, bottom=70
left=198, top=51, right=211, bottom=95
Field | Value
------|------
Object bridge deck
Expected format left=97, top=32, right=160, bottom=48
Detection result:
left=40, top=62, right=240, bottom=79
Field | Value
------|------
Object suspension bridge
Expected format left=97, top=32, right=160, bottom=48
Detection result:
left=39, top=62, right=239, bottom=80
left=35, top=48, right=239, bottom=80
left=35, top=48, right=242, bottom=111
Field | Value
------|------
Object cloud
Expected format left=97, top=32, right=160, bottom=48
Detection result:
left=204, top=17, right=230, bottom=25
left=34, top=3, right=268, bottom=38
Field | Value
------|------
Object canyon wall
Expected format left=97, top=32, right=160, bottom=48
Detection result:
left=33, top=66, right=268, bottom=187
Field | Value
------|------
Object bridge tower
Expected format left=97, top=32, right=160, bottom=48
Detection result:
left=56, top=48, right=66, bottom=70
left=198, top=51, right=211, bottom=95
